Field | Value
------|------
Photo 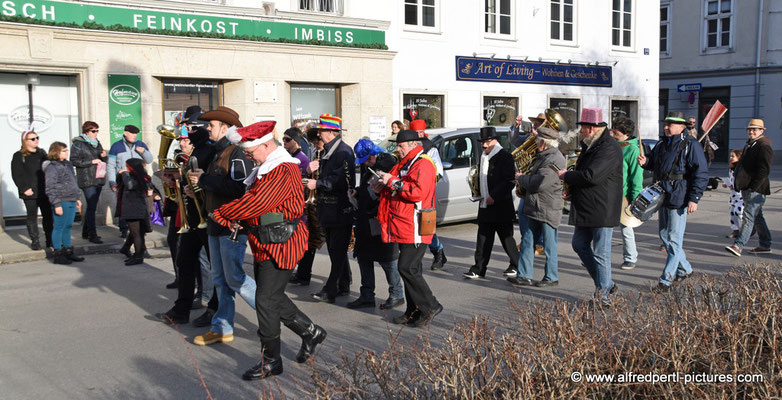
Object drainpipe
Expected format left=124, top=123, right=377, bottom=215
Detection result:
left=753, top=0, right=764, bottom=116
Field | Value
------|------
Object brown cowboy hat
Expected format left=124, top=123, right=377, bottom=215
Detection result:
left=528, top=112, right=546, bottom=125
left=198, top=106, right=243, bottom=128
left=746, top=119, right=765, bottom=129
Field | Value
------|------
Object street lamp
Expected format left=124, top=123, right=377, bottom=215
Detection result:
left=27, top=73, right=40, bottom=128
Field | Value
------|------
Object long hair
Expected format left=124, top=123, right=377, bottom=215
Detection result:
left=729, top=148, right=743, bottom=169
left=125, top=158, right=149, bottom=189
left=20, top=131, right=36, bottom=155
left=47, top=141, right=67, bottom=160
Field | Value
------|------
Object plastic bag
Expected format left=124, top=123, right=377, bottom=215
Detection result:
left=150, top=200, right=165, bottom=226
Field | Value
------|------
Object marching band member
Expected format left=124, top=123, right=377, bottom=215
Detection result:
left=212, top=121, right=326, bottom=380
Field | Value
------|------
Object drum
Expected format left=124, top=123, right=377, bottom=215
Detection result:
left=620, top=196, right=643, bottom=228
left=628, top=182, right=665, bottom=222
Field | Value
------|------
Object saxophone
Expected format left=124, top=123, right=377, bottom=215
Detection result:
left=305, top=149, right=321, bottom=204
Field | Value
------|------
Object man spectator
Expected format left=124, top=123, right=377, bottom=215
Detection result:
left=725, top=118, right=773, bottom=256
left=639, top=111, right=708, bottom=292
left=346, top=139, right=404, bottom=310
left=376, top=129, right=442, bottom=327
left=410, top=119, right=447, bottom=271
left=463, top=127, right=519, bottom=279
left=304, top=114, right=354, bottom=303
left=509, top=127, right=566, bottom=287
left=107, top=124, right=154, bottom=238
left=609, top=116, right=643, bottom=270
left=557, top=108, right=622, bottom=305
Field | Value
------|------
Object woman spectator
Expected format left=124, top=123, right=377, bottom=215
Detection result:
left=117, top=158, right=157, bottom=266
left=391, top=120, right=407, bottom=135
left=70, top=121, right=108, bottom=244
left=44, top=142, right=84, bottom=264
left=11, top=130, right=53, bottom=250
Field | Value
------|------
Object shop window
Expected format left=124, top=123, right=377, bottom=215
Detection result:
left=162, top=79, right=221, bottom=126
left=485, top=0, right=513, bottom=36
left=299, top=0, right=340, bottom=14
left=440, top=135, right=475, bottom=169
left=704, top=0, right=732, bottom=49
left=660, top=3, right=671, bottom=56
left=550, top=0, right=576, bottom=44
left=612, top=0, right=633, bottom=48
left=403, top=94, right=444, bottom=129
left=405, top=0, right=438, bottom=29
left=611, top=100, right=639, bottom=129
left=290, top=84, right=339, bottom=128
left=549, top=97, right=580, bottom=132
left=483, top=96, right=518, bottom=127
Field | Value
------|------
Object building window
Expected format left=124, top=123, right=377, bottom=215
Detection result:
left=290, top=83, right=339, bottom=128
left=612, top=0, right=633, bottom=48
left=550, top=0, right=575, bottom=43
left=483, top=96, right=518, bottom=126
left=405, top=0, right=437, bottom=28
left=549, top=97, right=580, bottom=132
left=299, top=0, right=337, bottom=13
left=403, top=94, right=444, bottom=129
left=610, top=100, right=639, bottom=129
left=704, top=0, right=732, bottom=49
left=162, top=79, right=221, bottom=127
left=485, top=0, right=512, bottom=36
left=660, top=3, right=670, bottom=55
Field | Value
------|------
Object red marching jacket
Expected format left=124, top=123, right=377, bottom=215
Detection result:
left=378, top=147, right=437, bottom=245
left=212, top=162, right=308, bottom=270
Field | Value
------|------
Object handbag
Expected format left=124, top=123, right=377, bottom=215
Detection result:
left=95, top=161, right=107, bottom=178
left=418, top=208, right=437, bottom=236
left=150, top=200, right=165, bottom=226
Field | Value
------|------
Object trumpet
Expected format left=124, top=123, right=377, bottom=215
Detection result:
left=306, top=149, right=321, bottom=204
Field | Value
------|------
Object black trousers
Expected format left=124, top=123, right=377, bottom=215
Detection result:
left=166, top=219, right=179, bottom=280
left=398, top=243, right=439, bottom=316
left=323, top=225, right=352, bottom=297
left=473, top=221, right=519, bottom=273
left=23, top=197, right=53, bottom=245
left=294, top=249, right=316, bottom=281
left=254, top=259, right=299, bottom=341
left=172, top=228, right=217, bottom=316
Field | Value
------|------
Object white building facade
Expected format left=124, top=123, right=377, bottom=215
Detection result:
left=660, top=0, right=781, bottom=163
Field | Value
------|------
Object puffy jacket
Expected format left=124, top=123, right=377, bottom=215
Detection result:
left=315, top=137, right=356, bottom=228
left=643, top=133, right=708, bottom=209
left=43, top=160, right=80, bottom=207
left=380, top=148, right=437, bottom=245
left=11, top=149, right=47, bottom=199
left=107, top=138, right=154, bottom=186
left=70, top=136, right=107, bottom=188
left=518, top=147, right=566, bottom=229
left=564, top=128, right=623, bottom=228
left=734, top=136, right=772, bottom=195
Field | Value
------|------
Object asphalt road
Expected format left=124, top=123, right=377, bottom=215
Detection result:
left=1, top=169, right=780, bottom=399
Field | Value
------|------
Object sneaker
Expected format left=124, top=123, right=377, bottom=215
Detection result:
left=502, top=266, right=518, bottom=277
left=725, top=245, right=742, bottom=257
left=534, top=279, right=559, bottom=287
left=462, top=270, right=484, bottom=280
left=193, top=331, right=234, bottom=346
left=748, top=247, right=771, bottom=254
left=620, top=262, right=636, bottom=270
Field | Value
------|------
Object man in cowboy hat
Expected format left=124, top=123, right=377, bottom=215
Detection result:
left=557, top=107, right=622, bottom=305
left=638, top=111, right=708, bottom=292
left=725, top=118, right=773, bottom=256
left=304, top=114, right=355, bottom=303
left=463, top=126, right=519, bottom=279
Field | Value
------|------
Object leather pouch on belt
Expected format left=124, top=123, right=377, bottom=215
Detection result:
left=253, top=212, right=297, bottom=244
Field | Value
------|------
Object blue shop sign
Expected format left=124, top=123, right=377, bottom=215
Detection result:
left=455, top=56, right=612, bottom=88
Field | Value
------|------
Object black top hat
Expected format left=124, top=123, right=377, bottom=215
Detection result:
left=479, top=126, right=499, bottom=142
left=183, top=105, right=203, bottom=125
left=390, top=129, right=420, bottom=143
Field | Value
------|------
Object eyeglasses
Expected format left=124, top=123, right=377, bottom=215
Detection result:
left=89, top=129, right=99, bottom=133
left=27, top=137, right=39, bottom=141
left=283, top=137, right=293, bottom=143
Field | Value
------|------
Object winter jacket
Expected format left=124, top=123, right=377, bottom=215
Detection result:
left=518, top=147, right=566, bottom=229
left=354, top=152, right=399, bottom=262
left=618, top=137, right=644, bottom=201
left=380, top=148, right=437, bottom=245
left=107, top=138, right=154, bottom=186
left=477, top=148, right=516, bottom=223
left=43, top=160, right=80, bottom=207
left=199, top=136, right=253, bottom=236
left=564, top=128, right=623, bottom=228
left=70, top=136, right=108, bottom=188
left=117, top=171, right=152, bottom=221
left=315, top=137, right=356, bottom=228
left=734, top=135, right=772, bottom=195
left=11, top=148, right=47, bottom=199
left=642, top=133, right=709, bottom=209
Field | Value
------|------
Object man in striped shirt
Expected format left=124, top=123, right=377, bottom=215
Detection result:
left=213, top=121, right=326, bottom=380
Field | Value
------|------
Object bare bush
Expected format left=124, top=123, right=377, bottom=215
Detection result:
left=307, top=264, right=781, bottom=399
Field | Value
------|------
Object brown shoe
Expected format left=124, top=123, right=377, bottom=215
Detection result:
left=193, top=331, right=234, bottom=346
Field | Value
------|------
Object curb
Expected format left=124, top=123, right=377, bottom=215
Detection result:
left=0, top=238, right=169, bottom=265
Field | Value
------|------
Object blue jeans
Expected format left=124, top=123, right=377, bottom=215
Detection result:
left=81, top=185, right=102, bottom=237
left=517, top=218, right=558, bottom=282
left=52, top=201, right=77, bottom=249
left=619, top=224, right=638, bottom=263
left=517, top=199, right=543, bottom=248
left=428, top=234, right=443, bottom=253
left=572, top=226, right=614, bottom=300
left=658, top=207, right=693, bottom=286
left=357, top=256, right=403, bottom=301
left=735, top=191, right=771, bottom=250
left=208, top=234, right=256, bottom=335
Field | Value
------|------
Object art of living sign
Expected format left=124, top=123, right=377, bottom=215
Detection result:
left=456, top=56, right=612, bottom=88
left=0, top=0, right=385, bottom=46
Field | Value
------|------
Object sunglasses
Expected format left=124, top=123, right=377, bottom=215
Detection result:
left=283, top=137, right=293, bottom=143
left=89, top=129, right=99, bottom=133
left=27, top=137, right=39, bottom=141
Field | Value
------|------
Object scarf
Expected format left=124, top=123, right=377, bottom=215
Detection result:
left=479, top=143, right=502, bottom=208
left=377, top=145, right=424, bottom=230
left=80, top=133, right=99, bottom=148
left=243, top=146, right=300, bottom=186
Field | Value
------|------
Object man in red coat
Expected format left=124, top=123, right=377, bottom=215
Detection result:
left=211, top=121, right=326, bottom=380
left=376, top=129, right=443, bottom=327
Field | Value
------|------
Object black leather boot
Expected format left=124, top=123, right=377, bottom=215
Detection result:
left=30, top=237, right=41, bottom=251
left=430, top=249, right=447, bottom=270
left=242, top=337, right=283, bottom=380
left=284, top=311, right=327, bottom=363
left=65, top=247, right=85, bottom=262
left=52, top=249, right=72, bottom=265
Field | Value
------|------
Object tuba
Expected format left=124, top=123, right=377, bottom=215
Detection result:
left=513, top=109, right=568, bottom=196
left=157, top=124, right=180, bottom=201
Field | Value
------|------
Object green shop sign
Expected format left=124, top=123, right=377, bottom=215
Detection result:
left=108, top=74, right=142, bottom=143
left=0, top=0, right=385, bottom=47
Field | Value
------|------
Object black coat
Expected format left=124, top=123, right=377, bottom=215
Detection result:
left=477, top=148, right=516, bottom=223
left=11, top=149, right=47, bottom=199
left=199, top=136, right=254, bottom=236
left=564, top=129, right=623, bottom=228
left=734, top=136, right=773, bottom=195
left=316, top=137, right=355, bottom=228
left=70, top=137, right=108, bottom=189
left=117, top=172, right=151, bottom=221
left=353, top=152, right=398, bottom=262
